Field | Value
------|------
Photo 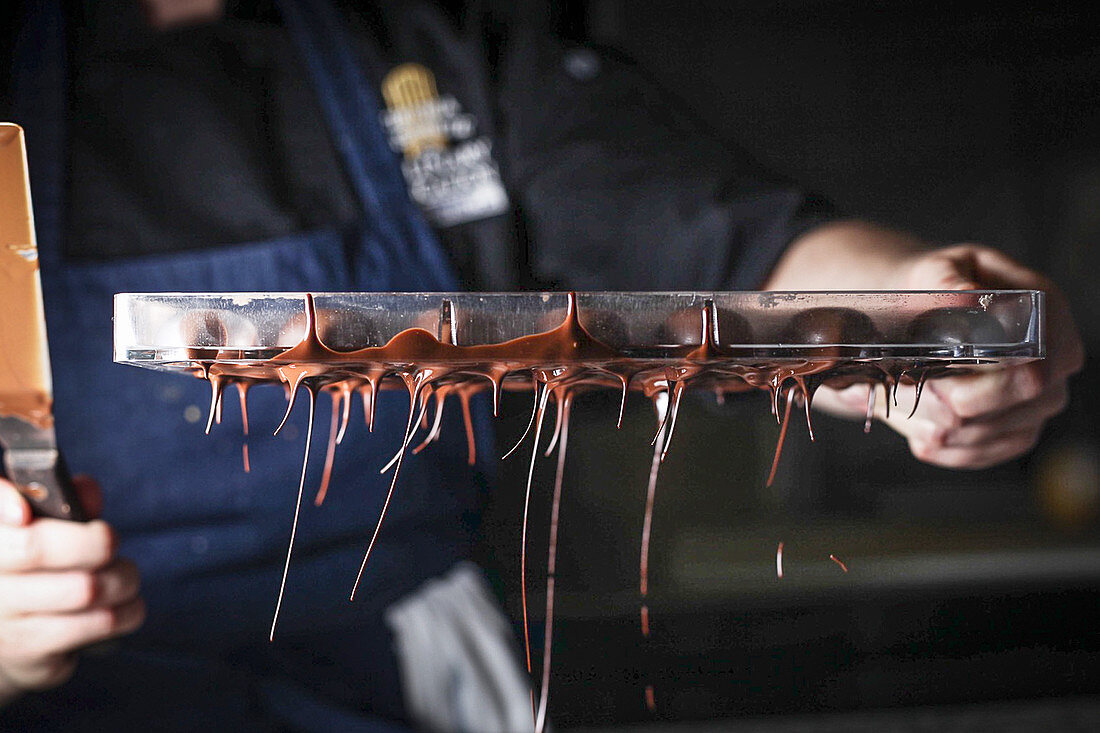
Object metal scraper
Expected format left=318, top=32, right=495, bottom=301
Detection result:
left=0, top=123, right=86, bottom=520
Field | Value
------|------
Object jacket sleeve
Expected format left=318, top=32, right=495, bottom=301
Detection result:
left=496, top=30, right=836, bottom=291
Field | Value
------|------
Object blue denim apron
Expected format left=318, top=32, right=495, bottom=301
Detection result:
left=7, top=1, right=494, bottom=730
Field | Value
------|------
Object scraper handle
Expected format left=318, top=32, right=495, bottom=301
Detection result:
left=4, top=452, right=89, bottom=522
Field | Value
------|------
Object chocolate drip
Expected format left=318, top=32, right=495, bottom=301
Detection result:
left=360, top=380, right=377, bottom=432
left=909, top=367, right=929, bottom=419
left=794, top=376, right=816, bottom=442
left=458, top=388, right=477, bottom=466
left=183, top=291, right=996, bottom=719
left=335, top=382, right=353, bottom=445
left=236, top=382, right=251, bottom=473
left=314, top=389, right=341, bottom=507
left=767, top=386, right=795, bottom=488
left=864, top=385, right=876, bottom=433
left=204, top=373, right=223, bottom=436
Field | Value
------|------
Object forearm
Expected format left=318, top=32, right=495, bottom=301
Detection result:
left=764, top=220, right=927, bottom=291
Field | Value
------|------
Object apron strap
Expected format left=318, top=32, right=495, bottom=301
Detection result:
left=9, top=0, right=67, bottom=270
left=12, top=0, right=459, bottom=291
left=275, top=0, right=459, bottom=292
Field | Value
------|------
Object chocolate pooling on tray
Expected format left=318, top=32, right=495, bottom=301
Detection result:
left=187, top=292, right=988, bottom=726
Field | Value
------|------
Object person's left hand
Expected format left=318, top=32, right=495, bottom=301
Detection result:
left=814, top=244, right=1085, bottom=469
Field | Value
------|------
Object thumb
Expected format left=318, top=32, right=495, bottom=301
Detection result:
left=926, top=247, right=983, bottom=290
left=968, top=247, right=1049, bottom=290
left=0, top=478, right=33, bottom=526
left=899, top=245, right=983, bottom=291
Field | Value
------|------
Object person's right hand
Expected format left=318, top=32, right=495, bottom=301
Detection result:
left=0, top=477, right=144, bottom=706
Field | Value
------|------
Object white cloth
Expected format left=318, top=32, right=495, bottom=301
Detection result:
left=385, top=562, right=534, bottom=733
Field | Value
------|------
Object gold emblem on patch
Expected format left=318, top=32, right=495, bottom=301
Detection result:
left=381, top=63, right=447, bottom=158
left=379, top=62, right=509, bottom=227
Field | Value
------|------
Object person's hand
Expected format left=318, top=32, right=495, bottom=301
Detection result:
left=815, top=244, right=1085, bottom=469
left=0, top=476, right=144, bottom=706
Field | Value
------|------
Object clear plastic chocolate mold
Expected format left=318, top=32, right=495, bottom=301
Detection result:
left=113, top=290, right=1043, bottom=373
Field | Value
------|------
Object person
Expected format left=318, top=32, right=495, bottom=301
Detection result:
left=0, top=0, right=1084, bottom=730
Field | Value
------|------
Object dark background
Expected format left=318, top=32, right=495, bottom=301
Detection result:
left=479, top=2, right=1100, bottom=728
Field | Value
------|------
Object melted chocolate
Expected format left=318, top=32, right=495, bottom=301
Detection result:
left=187, top=293, right=984, bottom=717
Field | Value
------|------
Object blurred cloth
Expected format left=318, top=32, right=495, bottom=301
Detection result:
left=386, top=562, right=534, bottom=733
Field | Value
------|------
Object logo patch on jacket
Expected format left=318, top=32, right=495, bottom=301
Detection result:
left=380, top=63, right=509, bottom=227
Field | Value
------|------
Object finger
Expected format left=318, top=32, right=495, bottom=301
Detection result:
left=928, top=363, right=1047, bottom=420
left=816, top=381, right=952, bottom=435
left=0, top=559, right=141, bottom=615
left=0, top=480, right=32, bottom=527
left=902, top=245, right=984, bottom=290
left=0, top=597, right=146, bottom=661
left=969, top=246, right=1048, bottom=290
left=0, top=519, right=116, bottom=572
left=966, top=248, right=1085, bottom=379
left=809, top=384, right=869, bottom=420
left=909, top=428, right=1042, bottom=470
left=936, top=384, right=1068, bottom=449
left=70, top=475, right=104, bottom=520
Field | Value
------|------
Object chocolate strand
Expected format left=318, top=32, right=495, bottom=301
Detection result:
left=412, top=387, right=449, bottom=455
left=659, top=380, right=685, bottom=463
left=650, top=383, right=674, bottom=447
left=640, top=391, right=668, bottom=600
left=616, top=372, right=629, bottom=429
left=380, top=386, right=433, bottom=474
left=520, top=381, right=552, bottom=720
left=535, top=391, right=572, bottom=733
left=503, top=382, right=540, bottom=460
left=274, top=367, right=310, bottom=436
left=350, top=373, right=426, bottom=601
left=270, top=383, right=315, bottom=641
left=543, top=388, right=566, bottom=458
